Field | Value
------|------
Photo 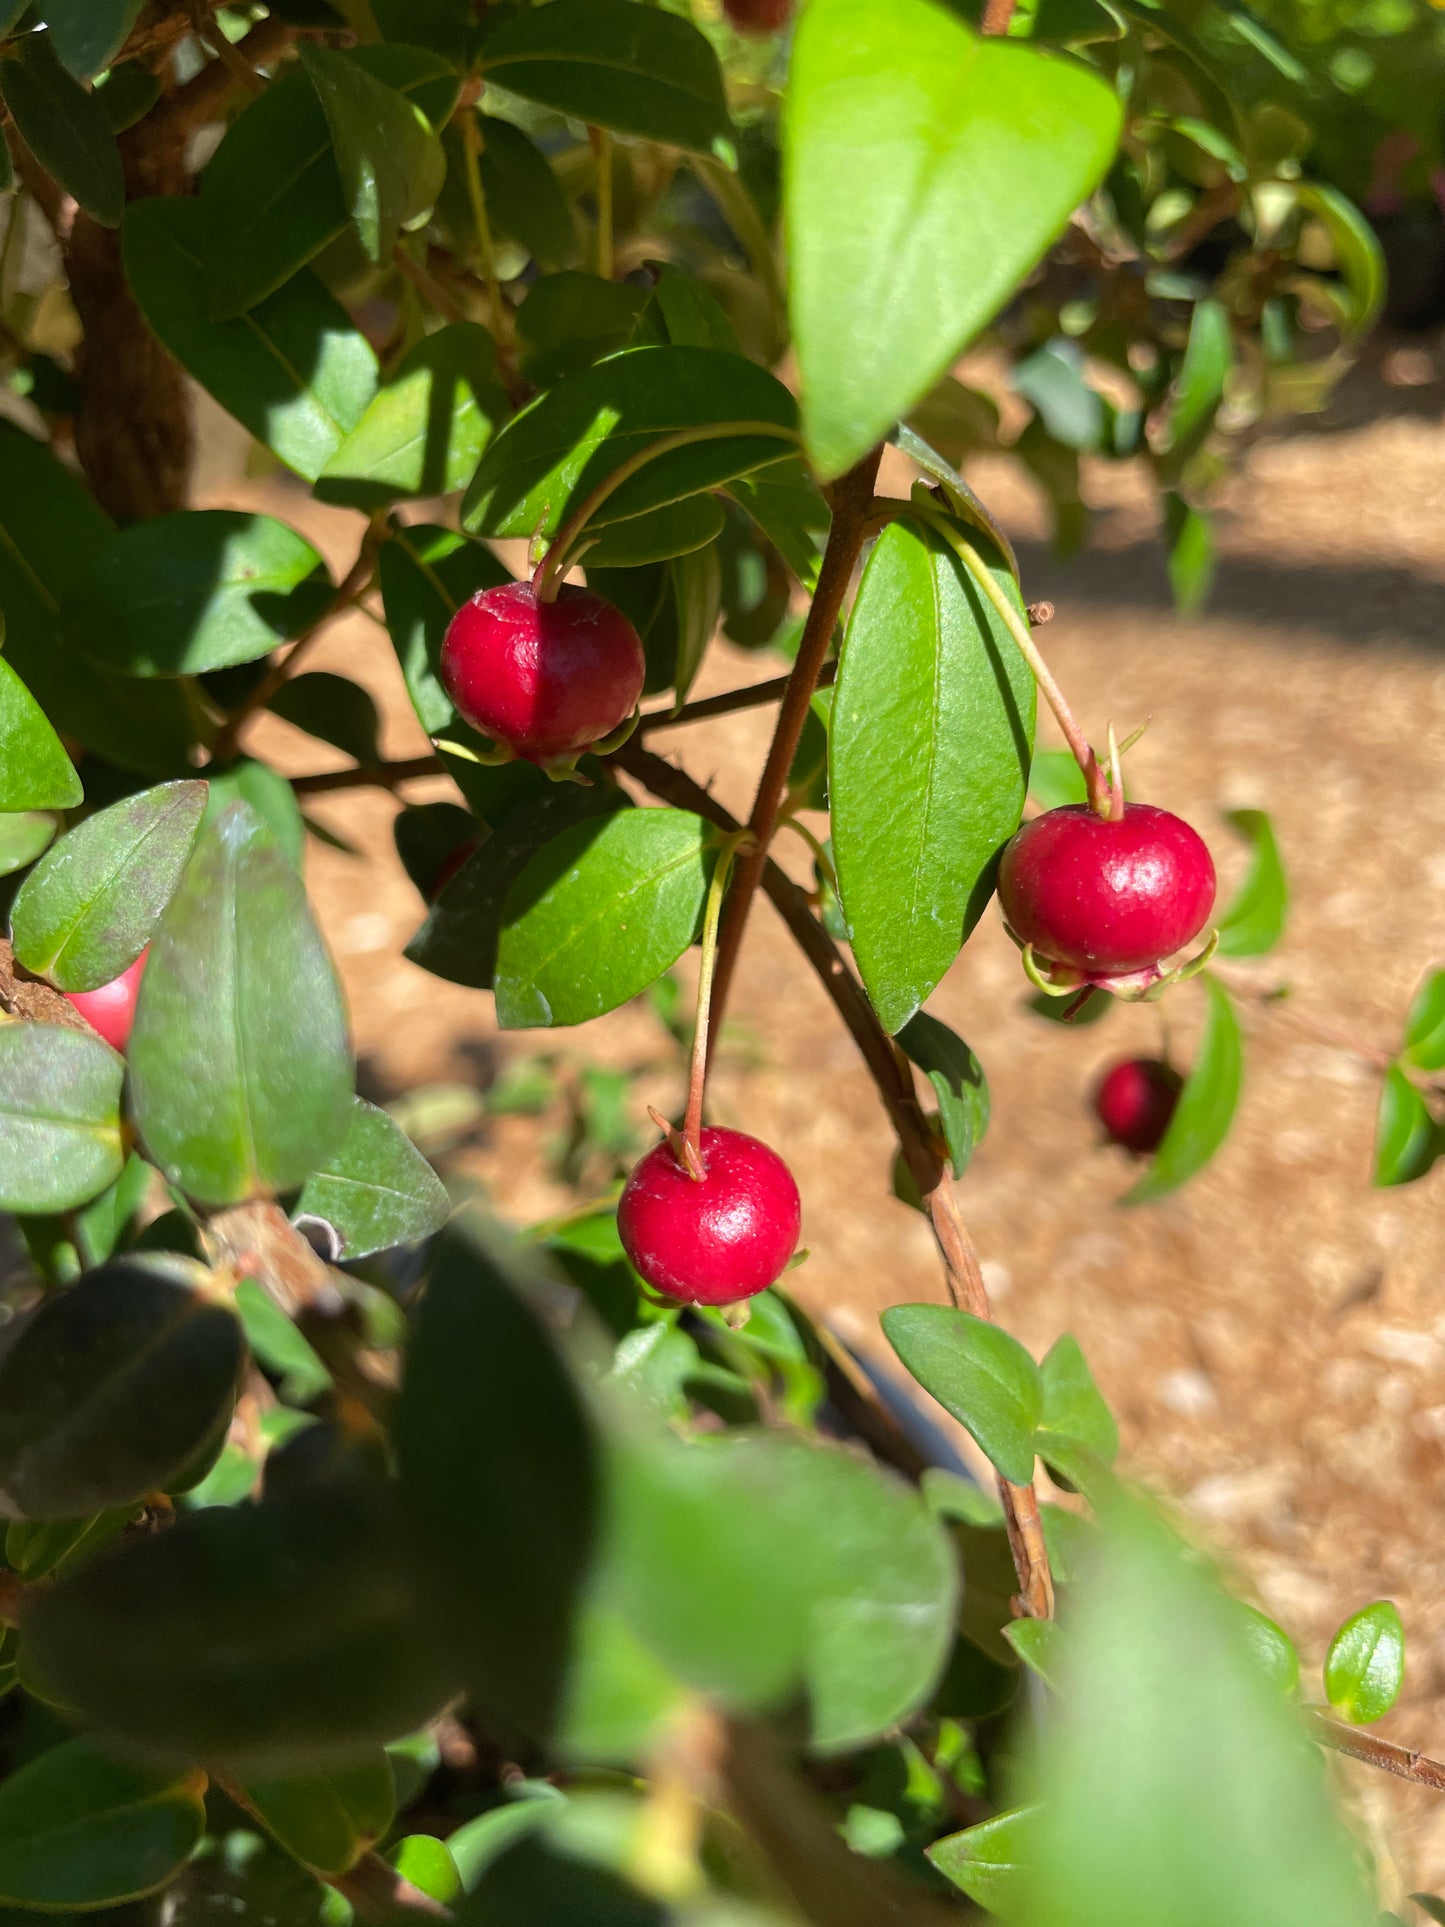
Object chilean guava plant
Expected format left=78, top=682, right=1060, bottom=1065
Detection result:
left=0, top=0, right=1436, bottom=1920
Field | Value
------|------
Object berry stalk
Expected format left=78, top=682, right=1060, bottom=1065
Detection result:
left=682, top=829, right=753, bottom=1171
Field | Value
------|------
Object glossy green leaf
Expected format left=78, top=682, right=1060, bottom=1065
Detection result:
left=378, top=523, right=511, bottom=740
left=0, top=1737, right=205, bottom=1910
left=928, top=1803, right=1040, bottom=1917
left=1125, top=975, right=1242, bottom=1203
left=1029, top=747, right=1089, bottom=810
left=481, top=0, right=730, bottom=152
left=389, top=1836, right=461, bottom=1904
left=128, top=801, right=353, bottom=1208
left=462, top=346, right=798, bottom=543
left=319, top=324, right=507, bottom=507
left=0, top=657, right=82, bottom=811
left=1299, top=183, right=1385, bottom=338
left=1166, top=298, right=1232, bottom=454
left=0, top=1025, right=124, bottom=1215
left=896, top=1012, right=990, bottom=1178
left=1325, top=1601, right=1405, bottom=1724
left=831, top=517, right=1034, bottom=1034
left=294, top=1097, right=450, bottom=1258
left=579, top=492, right=727, bottom=569
left=1402, top=970, right=1445, bottom=1074
left=41, top=0, right=146, bottom=77
left=0, top=1254, right=243, bottom=1521
left=241, top=1757, right=395, bottom=1876
left=300, top=43, right=444, bottom=265
left=1216, top=808, right=1287, bottom=958
left=447, top=1793, right=564, bottom=1893
left=123, top=197, right=379, bottom=483
left=881, top=1305, right=1041, bottom=1484
left=494, top=809, right=714, bottom=1030
left=396, top=1226, right=599, bottom=1739
left=1006, top=1616, right=1065, bottom=1690
left=1374, top=1064, right=1439, bottom=1188
left=477, top=114, right=577, bottom=271
left=0, top=812, right=56, bottom=878
left=64, top=511, right=330, bottom=678
left=203, top=761, right=305, bottom=872
left=785, top=0, right=1120, bottom=477
left=0, top=30, right=123, bottom=226
left=11, top=780, right=207, bottom=991
left=232, top=1280, right=331, bottom=1407
left=1036, top=1333, right=1119, bottom=1470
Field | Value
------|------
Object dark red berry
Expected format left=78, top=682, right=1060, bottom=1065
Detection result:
left=65, top=948, right=147, bottom=1054
left=440, top=581, right=645, bottom=765
left=618, top=1126, right=802, bottom=1307
left=723, top=0, right=793, bottom=32
left=998, top=802, right=1216, bottom=975
left=1093, top=1057, right=1182, bottom=1155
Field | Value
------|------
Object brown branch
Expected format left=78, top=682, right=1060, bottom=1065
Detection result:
left=706, top=447, right=883, bottom=1052
left=1312, top=1713, right=1445, bottom=1794
left=153, top=15, right=294, bottom=139
left=637, top=661, right=839, bottom=737
left=0, top=936, right=96, bottom=1036
left=290, top=755, right=444, bottom=797
left=981, top=0, right=1018, bottom=31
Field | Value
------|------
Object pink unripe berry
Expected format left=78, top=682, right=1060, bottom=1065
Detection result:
left=439, top=581, right=645, bottom=766
left=618, top=1126, right=802, bottom=1307
left=65, top=948, right=147, bottom=1054
left=723, top=0, right=793, bottom=32
left=998, top=802, right=1216, bottom=975
left=1093, top=1057, right=1182, bottom=1155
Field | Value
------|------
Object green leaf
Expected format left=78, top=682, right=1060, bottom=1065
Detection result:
left=0, top=812, right=57, bottom=878
left=881, top=1305, right=1041, bottom=1484
left=481, top=0, right=730, bottom=153
left=1235, top=1603, right=1300, bottom=1695
left=0, top=1025, right=124, bottom=1215
left=300, top=42, right=445, bottom=265
left=319, top=323, right=507, bottom=507
left=1412, top=1899, right=1445, bottom=1926
left=1125, top=975, right=1242, bottom=1203
left=1164, top=491, right=1215, bottom=615
left=892, top=421, right=1019, bottom=579
left=268, top=673, right=380, bottom=768
left=0, top=30, right=123, bottom=226
left=241, top=1757, right=395, bottom=1877
left=64, top=511, right=331, bottom=677
left=40, top=0, right=146, bottom=77
left=1012, top=340, right=1103, bottom=450
left=830, top=517, right=1034, bottom=1034
left=25, top=1487, right=456, bottom=1773
left=1005, top=1616, right=1064, bottom=1690
left=1036, top=1333, right=1119, bottom=1469
left=11, top=780, right=207, bottom=991
left=378, top=522, right=511, bottom=740
left=233, top=1279, right=331, bottom=1407
left=516, top=272, right=651, bottom=389
left=1023, top=1499, right=1375, bottom=1927
left=388, top=1836, right=461, bottom=1905
left=1374, top=1064, right=1438, bottom=1189
left=295, top=1097, right=450, bottom=1259
left=204, top=761, right=305, bottom=872
left=0, top=1737, right=205, bottom=1910
left=95, top=59, right=161, bottom=132
left=1165, top=298, right=1232, bottom=454
left=123, top=197, right=379, bottom=483
left=494, top=809, right=714, bottom=1030
left=6, top=1510, right=131, bottom=1582
left=0, top=1254, right=243, bottom=1521
left=477, top=114, right=578, bottom=271
left=1298, top=183, right=1385, bottom=339
left=1216, top=808, right=1287, bottom=958
left=396, top=1226, right=599, bottom=1740
left=447, top=1794, right=564, bottom=1893
left=1325, top=1601, right=1405, bottom=1724
left=462, top=345, right=798, bottom=543
left=1402, top=970, right=1445, bottom=1074
left=727, top=458, right=830, bottom=587
left=785, top=0, right=1120, bottom=477
left=896, top=1012, right=989, bottom=1178
left=1029, top=747, right=1089, bottom=810
left=579, top=493, right=726, bottom=570
left=0, top=657, right=82, bottom=811
left=669, top=541, right=722, bottom=706
left=128, top=801, right=353, bottom=1208
left=928, top=1804, right=1040, bottom=1917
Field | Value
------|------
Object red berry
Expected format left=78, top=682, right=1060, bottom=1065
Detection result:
left=65, top=948, right=147, bottom=1054
left=998, top=803, right=1216, bottom=975
left=723, top=0, right=793, bottom=32
left=618, top=1126, right=802, bottom=1307
left=1093, top=1057, right=1182, bottom=1155
left=440, top=581, right=645, bottom=766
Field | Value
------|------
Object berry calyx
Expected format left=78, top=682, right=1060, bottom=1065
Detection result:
left=1093, top=1057, right=1182, bottom=1155
left=440, top=581, right=645, bottom=767
left=618, top=1126, right=801, bottom=1307
left=65, top=948, right=147, bottom=1054
left=723, top=0, right=793, bottom=33
left=998, top=802, right=1216, bottom=981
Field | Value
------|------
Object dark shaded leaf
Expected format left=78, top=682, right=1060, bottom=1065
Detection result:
left=881, top=1304, right=1041, bottom=1484
left=42, top=0, right=146, bottom=78
left=241, top=1756, right=395, bottom=1877
left=295, top=1097, right=450, bottom=1258
left=377, top=522, right=511, bottom=739
left=0, top=1026, right=124, bottom=1215
left=477, top=114, right=577, bottom=270
left=0, top=658, right=81, bottom=811
left=0, top=812, right=57, bottom=878
left=0, top=30, right=123, bottom=225
left=299, top=43, right=445, bottom=265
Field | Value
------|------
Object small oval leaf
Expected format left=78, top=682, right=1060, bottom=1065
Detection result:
left=1373, top=1063, right=1438, bottom=1189
left=294, top=1098, right=450, bottom=1259
left=881, top=1304, right=1042, bottom=1484
left=0, top=1025, right=124, bottom=1215
left=1402, top=968, right=1445, bottom=1074
left=1324, top=1600, right=1405, bottom=1725
left=241, top=1756, right=395, bottom=1877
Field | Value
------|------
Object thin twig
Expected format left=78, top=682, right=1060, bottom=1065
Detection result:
left=591, top=127, right=614, bottom=281
left=154, top=15, right=292, bottom=137
left=290, top=755, right=443, bottom=796
left=982, top=0, right=1018, bottom=30
left=637, top=662, right=839, bottom=736
left=393, top=244, right=469, bottom=325
left=459, top=111, right=506, bottom=344
left=1312, top=1712, right=1445, bottom=1794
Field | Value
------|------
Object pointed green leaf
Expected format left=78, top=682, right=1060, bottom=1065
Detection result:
left=295, top=1097, right=450, bottom=1259
left=1164, top=298, right=1232, bottom=456
left=1298, top=183, right=1385, bottom=338
left=39, top=0, right=146, bottom=78
left=128, top=801, right=353, bottom=1207
left=481, top=0, right=730, bottom=152
left=1125, top=975, right=1242, bottom=1202
left=388, top=1836, right=461, bottom=1904
left=476, top=114, right=577, bottom=271
left=1325, top=1601, right=1405, bottom=1725
left=0, top=812, right=57, bottom=877
left=494, top=809, right=714, bottom=1029
left=203, top=761, right=306, bottom=872
left=881, top=1305, right=1041, bottom=1484
left=1005, top=1616, right=1064, bottom=1690
left=1402, top=969, right=1445, bottom=1073
left=1036, top=1333, right=1119, bottom=1469
left=300, top=43, right=445, bottom=265
left=1216, top=808, right=1287, bottom=958
left=0, top=1737, right=205, bottom=1910
left=1165, top=491, right=1216, bottom=615
left=0, top=30, right=123, bottom=226
left=896, top=1012, right=990, bottom=1178
left=123, top=197, right=379, bottom=482
left=1375, top=1064, right=1438, bottom=1188
left=831, top=517, right=1034, bottom=1034
left=0, top=1025, right=124, bottom=1215
left=11, top=780, right=207, bottom=991
left=0, top=657, right=81, bottom=811
left=785, top=0, right=1120, bottom=477
left=241, top=1756, right=395, bottom=1877
left=928, top=1804, right=1041, bottom=1917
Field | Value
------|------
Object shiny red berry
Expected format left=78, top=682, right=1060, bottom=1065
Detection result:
left=1093, top=1057, right=1182, bottom=1155
left=723, top=0, right=793, bottom=32
left=618, top=1126, right=802, bottom=1307
left=439, top=581, right=645, bottom=765
left=65, top=948, right=147, bottom=1054
left=998, top=802, right=1215, bottom=975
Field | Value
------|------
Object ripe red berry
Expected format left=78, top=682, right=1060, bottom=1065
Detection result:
left=65, top=948, right=147, bottom=1054
left=440, top=581, right=645, bottom=766
left=723, top=0, right=793, bottom=32
left=998, top=802, right=1216, bottom=976
left=618, top=1126, right=802, bottom=1307
left=1093, top=1057, right=1182, bottom=1155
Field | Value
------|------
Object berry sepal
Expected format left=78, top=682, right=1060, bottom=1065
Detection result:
left=1016, top=928, right=1219, bottom=1003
